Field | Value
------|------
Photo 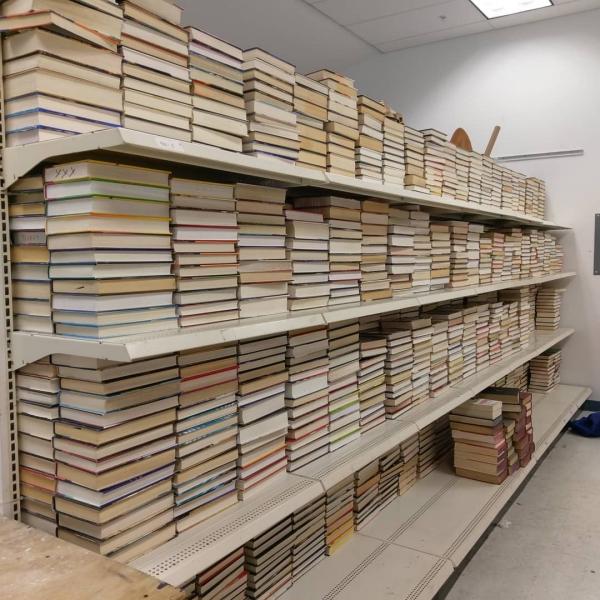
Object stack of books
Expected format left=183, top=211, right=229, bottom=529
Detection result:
left=353, top=460, right=381, bottom=530
left=525, top=177, right=546, bottom=218
left=479, top=232, right=493, bottom=284
left=430, top=308, right=462, bottom=386
left=403, top=317, right=433, bottom=406
left=429, top=320, right=449, bottom=396
left=9, top=173, right=51, bottom=333
left=236, top=334, right=288, bottom=499
left=499, top=288, right=531, bottom=349
left=358, top=331, right=387, bottom=433
left=455, top=147, right=470, bottom=202
left=53, top=355, right=178, bottom=562
left=195, top=547, right=247, bottom=600
left=535, top=287, right=564, bottom=330
left=403, top=126, right=427, bottom=191
left=235, top=183, right=290, bottom=318
left=495, top=363, right=530, bottom=392
left=285, top=327, right=330, bottom=471
left=360, top=199, right=391, bottom=301
left=44, top=160, right=176, bottom=339
left=503, top=228, right=522, bottom=280
left=468, top=152, right=484, bottom=203
left=422, top=129, right=446, bottom=196
left=0, top=3, right=122, bottom=146
left=382, top=107, right=406, bottom=185
left=502, top=416, right=519, bottom=475
left=327, top=320, right=361, bottom=451
left=17, top=358, right=59, bottom=534
left=187, top=28, right=247, bottom=152
left=529, top=349, right=562, bottom=392
left=490, top=232, right=505, bottom=282
left=448, top=220, right=469, bottom=288
left=170, top=178, right=239, bottom=327
left=398, top=433, right=419, bottom=495
left=520, top=232, right=533, bottom=278
left=308, top=69, right=358, bottom=177
left=378, top=446, right=402, bottom=508
left=501, top=168, right=518, bottom=212
left=467, top=223, right=484, bottom=285
left=429, top=220, right=451, bottom=290
left=450, top=396, right=508, bottom=484
left=355, top=96, right=385, bottom=180
left=474, top=302, right=491, bottom=370
left=293, top=74, right=328, bottom=171
left=515, top=172, right=527, bottom=213
left=285, top=201, right=330, bottom=311
left=175, top=344, right=239, bottom=532
left=325, top=475, right=354, bottom=555
left=387, top=206, right=415, bottom=295
left=244, top=515, right=293, bottom=599
left=409, top=207, right=432, bottom=293
left=481, top=156, right=494, bottom=208
left=442, top=141, right=458, bottom=199
left=291, top=495, right=326, bottom=581
left=491, top=161, right=503, bottom=208
left=417, top=415, right=451, bottom=479
left=461, top=307, right=478, bottom=379
left=488, top=301, right=505, bottom=364
left=242, top=48, right=298, bottom=162
left=382, top=324, right=413, bottom=418
left=120, top=0, right=191, bottom=140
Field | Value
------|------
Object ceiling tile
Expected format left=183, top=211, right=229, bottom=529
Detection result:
left=487, top=0, right=600, bottom=27
left=347, top=0, right=485, bottom=44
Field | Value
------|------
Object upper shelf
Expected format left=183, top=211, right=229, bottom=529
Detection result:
left=10, top=271, right=575, bottom=369
left=2, top=128, right=567, bottom=229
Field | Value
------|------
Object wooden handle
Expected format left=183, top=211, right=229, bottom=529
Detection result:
left=484, top=125, right=501, bottom=156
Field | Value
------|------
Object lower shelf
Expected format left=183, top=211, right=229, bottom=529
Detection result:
left=280, top=383, right=591, bottom=600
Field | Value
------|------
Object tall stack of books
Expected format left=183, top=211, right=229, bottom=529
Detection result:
left=467, top=223, right=483, bottom=286
left=285, top=327, right=330, bottom=471
left=325, top=475, right=354, bottom=555
left=429, top=220, right=451, bottom=290
left=481, top=156, right=494, bottom=207
left=503, top=228, right=522, bottom=280
left=382, top=323, right=413, bottom=418
left=429, top=320, right=449, bottom=396
left=360, top=199, right=391, bottom=301
left=442, top=141, right=458, bottom=199
left=410, top=207, right=432, bottom=293
left=387, top=206, right=414, bottom=295
left=535, top=287, right=564, bottom=330
left=358, top=331, right=387, bottom=433
left=488, top=301, right=504, bottom=364
left=0, top=2, right=123, bottom=146
left=479, top=231, right=493, bottom=284
left=175, top=344, right=239, bottom=532
left=9, top=174, right=51, bottom=333
left=404, top=317, right=433, bottom=406
left=353, top=460, right=381, bottom=530
left=285, top=201, right=330, bottom=311
left=195, top=547, right=247, bottom=600
left=17, top=358, right=59, bottom=534
left=520, top=232, right=533, bottom=278
left=491, top=162, right=503, bottom=208
left=236, top=334, right=288, bottom=499
left=170, top=178, right=238, bottom=327
left=491, top=232, right=505, bottom=282
left=495, top=363, right=530, bottom=392
left=500, top=167, right=517, bottom=212
left=403, top=126, right=427, bottom=191
left=398, top=433, right=419, bottom=495
left=187, top=29, right=247, bottom=151
left=503, top=417, right=519, bottom=475
left=235, top=183, right=290, bottom=318
left=327, top=320, right=361, bottom=451
left=378, top=446, right=402, bottom=508
left=307, top=69, right=358, bottom=177
left=294, top=74, right=328, bottom=171
left=525, top=177, right=546, bottom=218
left=355, top=96, right=385, bottom=180
left=242, top=48, right=298, bottom=162
left=450, top=397, right=507, bottom=484
left=461, top=307, right=478, bottom=379
left=382, top=107, right=405, bottom=185
left=474, top=302, right=491, bottom=370
left=455, top=147, right=470, bottom=202
left=120, top=0, right=191, bottom=140
left=422, top=129, right=446, bottom=196
left=45, top=160, right=176, bottom=339
left=431, top=308, right=463, bottom=386
left=53, top=355, right=178, bottom=562
left=417, top=416, right=450, bottom=479
left=499, top=288, right=531, bottom=349
left=448, top=220, right=469, bottom=288
left=529, top=349, right=562, bottom=392
left=468, top=152, right=483, bottom=203
left=291, top=495, right=326, bottom=581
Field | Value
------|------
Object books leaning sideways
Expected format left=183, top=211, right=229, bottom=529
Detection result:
left=44, top=160, right=177, bottom=338
left=196, top=547, right=247, bottom=600
left=0, top=0, right=123, bottom=146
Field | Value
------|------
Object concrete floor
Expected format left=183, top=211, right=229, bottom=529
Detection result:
left=444, top=427, right=600, bottom=600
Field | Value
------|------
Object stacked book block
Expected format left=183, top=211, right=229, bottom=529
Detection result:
left=526, top=177, right=546, bottom=218
left=488, top=301, right=505, bottom=364
left=236, top=335, right=288, bottom=499
left=430, top=308, right=463, bottom=386
left=188, top=28, right=247, bottom=151
left=0, top=2, right=123, bottom=146
left=387, top=206, right=415, bottom=295
left=448, top=220, right=469, bottom=288
left=325, top=475, right=354, bottom=555
left=235, top=183, right=290, bottom=318
left=417, top=415, right=451, bottom=478
left=479, top=231, right=492, bottom=284
left=474, top=302, right=491, bottom=370
left=409, top=207, right=432, bottom=293
left=360, top=199, right=392, bottom=301
left=120, top=0, right=191, bottom=140
left=466, top=223, right=483, bottom=286
left=404, top=316, right=433, bottom=406
left=53, top=355, right=178, bottom=562
left=294, top=74, right=328, bottom=171
left=285, top=327, right=330, bottom=471
left=529, top=349, right=562, bottom=392
left=355, top=96, right=385, bottom=181
left=175, top=344, right=239, bottom=532
left=242, top=48, right=298, bottom=162
left=382, top=322, right=413, bottom=418
left=495, top=363, right=530, bottom=392
left=429, top=320, right=449, bottom=396
left=481, top=155, right=494, bottom=208
left=353, top=460, right=381, bottom=530
left=45, top=160, right=176, bottom=338
left=429, top=220, right=451, bottom=290
left=195, top=547, right=247, bottom=600
left=454, top=147, right=470, bottom=202
left=468, top=152, right=484, bottom=204
left=403, top=126, right=427, bottom=191
left=291, top=495, right=326, bottom=581
left=442, top=141, right=458, bottom=199
left=170, top=178, right=238, bottom=327
left=535, top=287, right=564, bottom=330
left=382, top=107, right=406, bottom=184
left=422, top=129, right=446, bottom=196
left=358, top=331, right=387, bottom=433
left=378, top=446, right=402, bottom=508
left=460, top=306, right=477, bottom=380
left=490, top=232, right=505, bottom=282
left=398, top=433, right=419, bottom=495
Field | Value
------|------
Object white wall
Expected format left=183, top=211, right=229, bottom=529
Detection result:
left=346, top=9, right=600, bottom=398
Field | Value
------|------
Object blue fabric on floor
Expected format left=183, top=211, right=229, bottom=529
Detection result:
left=569, top=412, right=600, bottom=437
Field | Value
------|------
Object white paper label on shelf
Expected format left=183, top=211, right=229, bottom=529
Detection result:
left=155, top=137, right=185, bottom=153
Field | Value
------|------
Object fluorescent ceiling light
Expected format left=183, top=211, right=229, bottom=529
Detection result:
left=469, top=0, right=552, bottom=19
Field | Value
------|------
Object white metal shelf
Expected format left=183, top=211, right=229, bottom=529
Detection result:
left=280, top=383, right=591, bottom=600
left=2, top=128, right=567, bottom=229
left=131, top=328, right=574, bottom=587
left=10, top=271, right=575, bottom=368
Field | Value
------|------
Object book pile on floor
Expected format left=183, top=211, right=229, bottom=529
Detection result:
left=294, top=74, right=328, bottom=171
left=429, top=220, right=451, bottom=290
left=479, top=231, right=493, bottom=284
left=382, top=322, right=413, bottom=418
left=417, top=415, right=451, bottom=479
left=325, top=475, right=354, bottom=555
left=409, top=207, right=432, bottom=292
left=387, top=206, right=415, bottom=295
left=529, top=349, right=562, bottom=392
left=378, top=446, right=402, bottom=508
left=327, top=320, right=361, bottom=451
left=308, top=69, right=358, bottom=177
left=468, top=152, right=484, bottom=204
left=0, top=2, right=123, bottom=146
left=235, top=183, right=290, bottom=318
left=9, top=173, right=51, bottom=333
left=53, top=355, right=178, bottom=562
left=398, top=433, right=419, bottom=495
left=242, top=48, right=298, bottom=162
left=170, top=178, right=238, bottom=327
left=461, top=306, right=478, bottom=379
left=404, top=316, right=433, bottom=406
left=448, top=220, right=469, bottom=288
left=422, top=129, right=446, bottom=196
left=455, top=147, right=471, bottom=202
left=353, top=459, right=381, bottom=530
left=360, top=199, right=392, bottom=301
left=285, top=327, right=330, bottom=471
left=535, top=287, right=564, bottom=330
left=450, top=396, right=507, bottom=484
left=45, top=160, right=177, bottom=339
left=403, top=126, right=427, bottom=191
left=236, top=334, right=288, bottom=498
left=188, top=28, right=247, bottom=151
left=358, top=331, right=387, bottom=432
left=442, top=140, right=458, bottom=199
left=120, top=0, right=191, bottom=140
left=355, top=96, right=385, bottom=180
left=175, top=344, right=239, bottom=532
left=195, top=547, right=247, bottom=600
left=382, top=107, right=406, bottom=184
left=291, top=495, right=326, bottom=581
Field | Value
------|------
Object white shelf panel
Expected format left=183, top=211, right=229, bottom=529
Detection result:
left=3, top=128, right=567, bottom=229
left=10, top=272, right=575, bottom=368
